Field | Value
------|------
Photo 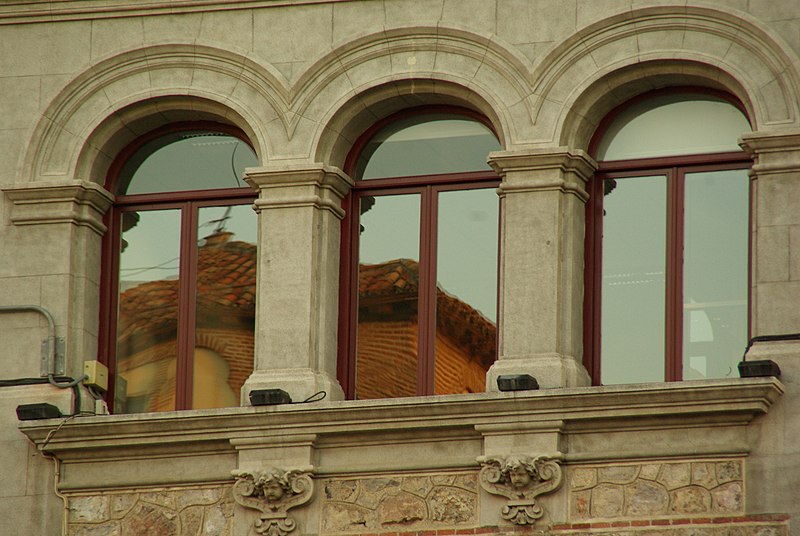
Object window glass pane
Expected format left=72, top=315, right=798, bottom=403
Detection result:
left=601, top=176, right=667, bottom=384
left=356, top=194, right=420, bottom=399
left=118, top=132, right=258, bottom=195
left=596, top=95, right=750, bottom=161
left=193, top=204, right=257, bottom=409
left=115, top=209, right=182, bottom=413
left=434, top=188, right=498, bottom=394
left=356, top=115, right=500, bottom=180
left=683, top=169, right=749, bottom=379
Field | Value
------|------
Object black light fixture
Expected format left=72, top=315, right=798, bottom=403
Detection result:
left=497, top=374, right=539, bottom=391
left=249, top=389, right=292, bottom=406
left=738, top=359, right=781, bottom=378
left=16, top=403, right=63, bottom=421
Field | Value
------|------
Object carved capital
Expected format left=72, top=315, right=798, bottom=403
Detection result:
left=231, top=466, right=314, bottom=536
left=478, top=454, right=562, bottom=525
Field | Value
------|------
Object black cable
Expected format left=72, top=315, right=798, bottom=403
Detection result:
left=300, top=391, right=327, bottom=403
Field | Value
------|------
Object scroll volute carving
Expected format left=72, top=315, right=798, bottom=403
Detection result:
left=478, top=455, right=562, bottom=525
left=231, top=467, right=314, bottom=536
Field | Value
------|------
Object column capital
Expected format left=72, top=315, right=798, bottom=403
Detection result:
left=740, top=129, right=800, bottom=176
left=488, top=148, right=596, bottom=201
left=245, top=164, right=354, bottom=219
left=1, top=180, right=114, bottom=236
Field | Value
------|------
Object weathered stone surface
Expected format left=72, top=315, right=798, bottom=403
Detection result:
left=325, top=480, right=359, bottom=502
left=670, top=486, right=711, bottom=514
left=691, top=463, right=718, bottom=489
left=712, top=481, right=743, bottom=513
left=321, top=503, right=371, bottom=532
left=571, top=467, right=597, bottom=489
left=430, top=475, right=456, bottom=486
left=625, top=480, right=669, bottom=516
left=175, top=488, right=221, bottom=510
left=119, top=503, right=178, bottom=536
left=571, top=489, right=590, bottom=518
left=70, top=495, right=110, bottom=523
left=452, top=473, right=477, bottom=491
left=70, top=523, right=121, bottom=536
left=140, top=491, right=176, bottom=510
left=110, top=494, right=137, bottom=519
left=401, top=477, right=433, bottom=497
left=598, top=465, right=639, bottom=484
left=716, top=461, right=742, bottom=483
left=356, top=478, right=401, bottom=509
left=427, top=486, right=475, bottom=523
left=180, top=505, right=203, bottom=535
left=202, top=503, right=230, bottom=535
left=639, top=464, right=660, bottom=481
left=591, top=483, right=624, bottom=518
left=377, top=492, right=426, bottom=525
left=658, top=463, right=691, bottom=490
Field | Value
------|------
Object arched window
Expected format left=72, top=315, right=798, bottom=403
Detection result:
left=340, top=108, right=501, bottom=399
left=101, top=124, right=259, bottom=413
left=585, top=91, right=752, bottom=384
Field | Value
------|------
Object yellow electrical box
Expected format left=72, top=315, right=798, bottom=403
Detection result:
left=83, top=360, right=109, bottom=392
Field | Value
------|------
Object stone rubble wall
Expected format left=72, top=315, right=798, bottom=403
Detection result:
left=569, top=460, right=744, bottom=520
left=67, top=485, right=233, bottom=536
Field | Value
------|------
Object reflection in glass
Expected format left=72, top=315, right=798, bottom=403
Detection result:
left=355, top=115, right=500, bottom=180
left=117, top=132, right=258, bottom=195
left=601, top=176, right=667, bottom=384
left=115, top=209, right=181, bottom=413
left=683, top=170, right=749, bottom=379
left=356, top=194, right=420, bottom=399
left=435, top=189, right=498, bottom=394
left=597, top=95, right=751, bottom=161
left=193, top=205, right=257, bottom=409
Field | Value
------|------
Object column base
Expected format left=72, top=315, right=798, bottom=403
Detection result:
left=241, top=368, right=344, bottom=406
left=485, top=353, right=591, bottom=391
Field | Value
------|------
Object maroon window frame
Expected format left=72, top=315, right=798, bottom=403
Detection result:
left=584, top=152, right=752, bottom=384
left=99, top=122, right=257, bottom=411
left=338, top=107, right=501, bottom=399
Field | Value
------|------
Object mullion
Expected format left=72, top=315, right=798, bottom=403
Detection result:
left=664, top=168, right=684, bottom=381
left=175, top=202, right=199, bottom=410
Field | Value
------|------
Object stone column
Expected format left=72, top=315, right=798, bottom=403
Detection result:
left=1, top=180, right=114, bottom=380
left=485, top=148, right=595, bottom=390
left=241, top=164, right=353, bottom=403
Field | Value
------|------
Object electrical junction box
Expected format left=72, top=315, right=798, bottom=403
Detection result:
left=84, top=360, right=109, bottom=392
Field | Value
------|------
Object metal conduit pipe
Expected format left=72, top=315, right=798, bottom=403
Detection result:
left=0, top=305, right=57, bottom=376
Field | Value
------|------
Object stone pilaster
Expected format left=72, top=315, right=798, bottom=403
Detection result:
left=485, top=148, right=595, bottom=390
left=241, top=164, right=353, bottom=404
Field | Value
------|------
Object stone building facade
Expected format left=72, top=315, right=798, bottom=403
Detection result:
left=1, top=1, right=798, bottom=535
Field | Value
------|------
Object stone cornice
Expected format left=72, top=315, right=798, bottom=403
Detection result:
left=20, top=378, right=782, bottom=464
left=1, top=181, right=114, bottom=235
left=245, top=164, right=353, bottom=219
left=0, top=0, right=348, bottom=25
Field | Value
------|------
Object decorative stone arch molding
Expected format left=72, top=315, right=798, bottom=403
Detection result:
left=301, top=26, right=537, bottom=165
left=21, top=43, right=290, bottom=185
left=528, top=5, right=800, bottom=149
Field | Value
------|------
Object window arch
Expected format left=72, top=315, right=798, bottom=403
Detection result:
left=339, top=107, right=501, bottom=399
left=101, top=123, right=259, bottom=413
left=584, top=90, right=752, bottom=385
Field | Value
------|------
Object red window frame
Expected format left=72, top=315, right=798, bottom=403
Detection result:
left=99, top=122, right=257, bottom=411
left=338, top=107, right=501, bottom=399
left=584, top=139, right=752, bottom=385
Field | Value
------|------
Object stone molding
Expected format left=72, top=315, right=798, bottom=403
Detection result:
left=490, top=148, right=596, bottom=202
left=1, top=180, right=114, bottom=235
left=18, top=379, right=782, bottom=491
left=231, top=467, right=314, bottom=536
left=245, top=164, right=353, bottom=220
left=740, top=129, right=800, bottom=176
left=478, top=455, right=563, bottom=525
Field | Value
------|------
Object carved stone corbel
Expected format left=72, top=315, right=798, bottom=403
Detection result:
left=231, top=467, right=314, bottom=536
left=477, top=455, right=562, bottom=525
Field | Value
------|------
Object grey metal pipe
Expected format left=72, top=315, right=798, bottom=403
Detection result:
left=0, top=305, right=57, bottom=377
